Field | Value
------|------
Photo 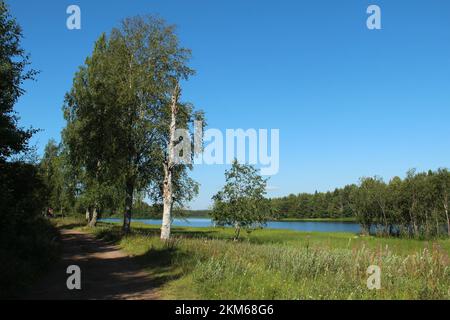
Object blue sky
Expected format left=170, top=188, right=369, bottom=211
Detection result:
left=9, top=0, right=450, bottom=209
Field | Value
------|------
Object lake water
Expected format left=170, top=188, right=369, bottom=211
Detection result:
left=100, top=218, right=361, bottom=233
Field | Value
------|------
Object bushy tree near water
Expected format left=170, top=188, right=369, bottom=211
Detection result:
left=211, top=160, right=272, bottom=240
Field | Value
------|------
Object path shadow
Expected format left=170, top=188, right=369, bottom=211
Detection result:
left=22, top=229, right=181, bottom=300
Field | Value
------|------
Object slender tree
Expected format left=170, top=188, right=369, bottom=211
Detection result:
left=160, top=84, right=180, bottom=240
left=159, top=83, right=204, bottom=240
left=212, top=160, right=272, bottom=240
left=433, top=169, right=450, bottom=236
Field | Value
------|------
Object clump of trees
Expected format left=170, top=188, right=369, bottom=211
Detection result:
left=45, top=15, right=203, bottom=238
left=351, top=170, right=450, bottom=238
left=270, top=169, right=450, bottom=238
left=211, top=160, right=273, bottom=240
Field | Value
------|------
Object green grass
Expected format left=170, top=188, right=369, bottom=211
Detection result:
left=96, top=221, right=450, bottom=255
left=63, top=219, right=450, bottom=300
left=277, top=217, right=357, bottom=222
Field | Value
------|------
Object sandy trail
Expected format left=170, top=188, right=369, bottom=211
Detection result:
left=25, top=229, right=159, bottom=300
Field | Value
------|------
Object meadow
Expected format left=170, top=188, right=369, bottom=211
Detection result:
left=58, top=218, right=450, bottom=300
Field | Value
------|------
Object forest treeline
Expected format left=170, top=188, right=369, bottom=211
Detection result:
left=271, top=169, right=450, bottom=238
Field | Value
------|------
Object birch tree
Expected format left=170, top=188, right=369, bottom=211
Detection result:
left=159, top=84, right=204, bottom=240
left=160, top=84, right=180, bottom=240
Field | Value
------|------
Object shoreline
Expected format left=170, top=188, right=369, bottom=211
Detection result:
left=102, top=216, right=357, bottom=223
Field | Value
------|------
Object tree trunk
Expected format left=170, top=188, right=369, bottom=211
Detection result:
left=409, top=198, right=418, bottom=238
left=85, top=207, right=90, bottom=223
left=444, top=201, right=450, bottom=237
left=123, top=178, right=134, bottom=234
left=89, top=207, right=98, bottom=227
left=234, top=223, right=241, bottom=241
left=160, top=84, right=180, bottom=241
left=161, top=163, right=173, bottom=240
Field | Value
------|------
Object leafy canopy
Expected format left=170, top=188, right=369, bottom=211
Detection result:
left=211, top=160, right=272, bottom=238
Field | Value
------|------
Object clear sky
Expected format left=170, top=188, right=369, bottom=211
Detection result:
left=8, top=0, right=450, bottom=209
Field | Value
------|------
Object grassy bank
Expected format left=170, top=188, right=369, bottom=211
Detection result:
left=277, top=217, right=357, bottom=222
left=60, top=218, right=450, bottom=299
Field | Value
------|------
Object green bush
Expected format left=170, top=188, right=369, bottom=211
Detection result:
left=0, top=162, right=60, bottom=298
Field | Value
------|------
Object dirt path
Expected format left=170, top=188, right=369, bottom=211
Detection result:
left=24, top=229, right=160, bottom=300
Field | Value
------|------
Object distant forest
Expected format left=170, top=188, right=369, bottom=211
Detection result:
left=270, top=188, right=354, bottom=219
left=271, top=169, right=450, bottom=237
left=105, top=202, right=212, bottom=219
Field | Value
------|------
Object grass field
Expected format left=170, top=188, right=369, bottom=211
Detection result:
left=278, top=217, right=357, bottom=222
left=57, top=217, right=450, bottom=300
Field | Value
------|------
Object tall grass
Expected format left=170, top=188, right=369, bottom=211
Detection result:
left=92, top=224, right=450, bottom=300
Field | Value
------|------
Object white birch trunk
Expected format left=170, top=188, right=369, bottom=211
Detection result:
left=161, top=84, right=180, bottom=240
left=89, top=207, right=98, bottom=227
left=444, top=198, right=450, bottom=237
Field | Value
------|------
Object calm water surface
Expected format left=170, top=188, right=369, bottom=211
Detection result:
left=100, top=218, right=361, bottom=233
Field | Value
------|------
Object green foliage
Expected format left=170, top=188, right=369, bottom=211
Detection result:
left=0, top=162, right=59, bottom=298
left=211, top=160, right=272, bottom=239
left=351, top=170, right=450, bottom=238
left=270, top=186, right=355, bottom=219
left=39, top=139, right=76, bottom=216
left=0, top=1, right=38, bottom=161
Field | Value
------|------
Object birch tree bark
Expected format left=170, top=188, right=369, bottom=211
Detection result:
left=161, top=84, right=180, bottom=240
left=89, top=207, right=98, bottom=227
left=443, top=194, right=450, bottom=237
left=122, top=178, right=134, bottom=234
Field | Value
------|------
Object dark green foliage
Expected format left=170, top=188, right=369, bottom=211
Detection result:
left=40, top=140, right=67, bottom=215
left=0, top=1, right=37, bottom=161
left=270, top=187, right=355, bottom=219
left=0, top=162, right=59, bottom=298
